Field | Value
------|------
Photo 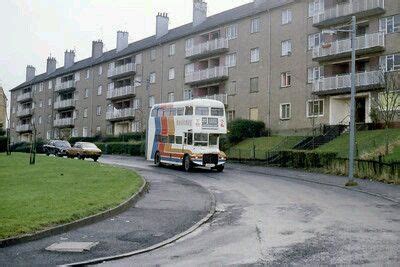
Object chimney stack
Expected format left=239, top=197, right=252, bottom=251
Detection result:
left=92, top=40, right=104, bottom=59
left=26, top=65, right=36, bottom=82
left=193, top=0, right=207, bottom=27
left=64, top=50, right=75, bottom=69
left=156, top=13, right=169, bottom=39
left=116, top=31, right=129, bottom=52
left=46, top=56, right=57, bottom=74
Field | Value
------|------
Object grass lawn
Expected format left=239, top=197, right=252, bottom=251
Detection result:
left=227, top=136, right=304, bottom=159
left=316, top=128, right=400, bottom=160
left=0, top=153, right=144, bottom=240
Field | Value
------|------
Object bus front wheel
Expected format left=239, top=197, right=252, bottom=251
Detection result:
left=214, top=165, right=224, bottom=172
left=155, top=152, right=162, bottom=167
left=183, top=155, right=192, bottom=172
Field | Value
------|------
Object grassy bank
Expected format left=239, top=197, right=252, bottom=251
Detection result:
left=0, top=153, right=144, bottom=239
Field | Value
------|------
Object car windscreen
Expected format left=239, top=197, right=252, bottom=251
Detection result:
left=54, top=141, right=71, bottom=148
left=82, top=143, right=98, bottom=149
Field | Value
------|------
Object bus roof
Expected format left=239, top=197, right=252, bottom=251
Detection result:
left=152, top=99, right=225, bottom=109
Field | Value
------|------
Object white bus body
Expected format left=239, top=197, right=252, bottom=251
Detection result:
left=146, top=99, right=227, bottom=171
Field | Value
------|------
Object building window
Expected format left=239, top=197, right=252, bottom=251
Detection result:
left=308, top=33, right=321, bottom=50
left=168, top=92, right=175, bottom=103
left=96, top=106, right=101, bottom=116
left=98, top=66, right=103, bottom=75
left=149, top=72, right=156, bottom=83
left=132, top=121, right=141, bottom=132
left=228, top=110, right=236, bottom=121
left=96, top=126, right=101, bottom=133
left=85, top=88, right=89, bottom=98
left=307, top=67, right=322, bottom=83
left=134, top=98, right=141, bottom=109
left=379, top=14, right=400, bottom=34
left=48, top=98, right=52, bottom=106
left=168, top=68, right=175, bottom=80
left=47, top=131, right=51, bottom=140
left=380, top=54, right=400, bottom=72
left=282, top=9, right=292, bottom=25
left=184, top=89, right=192, bottom=100
left=48, top=81, right=52, bottom=89
left=281, top=72, right=292, bottom=87
left=149, top=96, right=155, bottom=107
left=75, top=72, right=80, bottom=81
left=250, top=48, right=260, bottom=63
left=86, top=69, right=90, bottom=79
left=38, top=116, right=42, bottom=125
left=226, top=24, right=238, bottom=40
left=280, top=103, right=291, bottom=120
left=83, top=127, right=88, bottom=137
left=249, top=108, right=259, bottom=121
left=228, top=81, right=237, bottom=96
left=308, top=0, right=323, bottom=17
left=72, top=128, right=78, bottom=137
left=83, top=108, right=88, bottom=118
left=225, top=53, right=237, bottom=67
left=135, top=53, right=142, bottom=64
left=39, top=100, right=43, bottom=108
left=39, top=83, right=43, bottom=92
left=185, top=38, right=193, bottom=51
left=169, top=43, right=176, bottom=56
left=250, top=77, right=259, bottom=93
left=307, top=99, right=324, bottom=117
left=250, top=18, right=260, bottom=33
left=97, top=85, right=102, bottom=96
left=185, top=63, right=194, bottom=77
left=150, top=49, right=156, bottom=61
left=281, top=40, right=292, bottom=56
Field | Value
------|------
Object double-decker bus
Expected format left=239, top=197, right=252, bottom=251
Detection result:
left=146, top=99, right=227, bottom=172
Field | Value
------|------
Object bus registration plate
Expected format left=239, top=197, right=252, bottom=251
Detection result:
left=206, top=163, right=215, bottom=167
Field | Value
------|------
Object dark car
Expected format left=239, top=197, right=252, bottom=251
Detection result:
left=43, top=140, right=72, bottom=157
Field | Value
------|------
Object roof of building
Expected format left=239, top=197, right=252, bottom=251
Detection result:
left=11, top=0, right=292, bottom=92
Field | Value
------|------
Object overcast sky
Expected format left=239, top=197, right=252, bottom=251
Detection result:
left=0, top=0, right=252, bottom=107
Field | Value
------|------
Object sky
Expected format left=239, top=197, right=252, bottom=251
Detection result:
left=0, top=0, right=252, bottom=111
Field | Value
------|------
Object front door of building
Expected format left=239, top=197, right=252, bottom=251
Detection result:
left=355, top=97, right=366, bottom=123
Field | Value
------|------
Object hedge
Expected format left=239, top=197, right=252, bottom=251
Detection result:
left=96, top=142, right=145, bottom=156
left=228, top=119, right=268, bottom=144
left=69, top=132, right=145, bottom=145
left=276, top=150, right=338, bottom=169
left=0, top=137, right=7, bottom=152
left=10, top=140, right=45, bottom=154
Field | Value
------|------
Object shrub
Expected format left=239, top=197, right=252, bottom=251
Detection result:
left=0, top=137, right=7, bottom=152
left=96, top=142, right=145, bottom=156
left=276, top=150, right=338, bottom=169
left=10, top=139, right=45, bottom=154
left=69, top=136, right=100, bottom=145
left=228, top=119, right=268, bottom=144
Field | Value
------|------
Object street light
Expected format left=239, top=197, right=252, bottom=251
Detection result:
left=323, top=16, right=357, bottom=186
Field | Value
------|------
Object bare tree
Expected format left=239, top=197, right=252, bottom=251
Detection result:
left=371, top=71, right=400, bottom=155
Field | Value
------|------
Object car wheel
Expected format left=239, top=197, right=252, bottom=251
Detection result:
left=183, top=155, right=192, bottom=172
left=78, top=154, right=85, bottom=160
left=93, top=157, right=98, bottom=162
left=154, top=152, right=162, bottom=167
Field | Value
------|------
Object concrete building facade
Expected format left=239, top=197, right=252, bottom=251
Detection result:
left=0, top=86, right=6, bottom=130
left=9, top=0, right=400, bottom=142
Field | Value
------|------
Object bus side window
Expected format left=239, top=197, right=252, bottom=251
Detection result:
left=168, top=135, right=175, bottom=144
left=187, top=133, right=193, bottom=145
left=176, top=136, right=183, bottom=144
left=185, top=106, right=193, bottom=116
left=184, top=133, right=188, bottom=144
left=177, top=108, right=184, bottom=116
left=161, top=136, right=168, bottom=143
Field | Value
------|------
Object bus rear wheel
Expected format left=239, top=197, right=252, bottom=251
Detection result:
left=183, top=155, right=192, bottom=172
left=154, top=152, right=162, bottom=167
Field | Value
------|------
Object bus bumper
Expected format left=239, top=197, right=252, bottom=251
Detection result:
left=191, top=160, right=226, bottom=167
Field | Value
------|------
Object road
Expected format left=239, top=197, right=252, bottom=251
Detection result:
left=99, top=155, right=400, bottom=266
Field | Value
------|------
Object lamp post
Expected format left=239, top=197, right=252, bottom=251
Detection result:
left=323, top=16, right=357, bottom=185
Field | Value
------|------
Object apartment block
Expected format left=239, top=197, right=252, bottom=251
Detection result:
left=9, top=0, right=400, bottom=142
left=0, top=86, right=6, bottom=129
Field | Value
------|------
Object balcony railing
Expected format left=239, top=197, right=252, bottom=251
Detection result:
left=17, top=92, right=32, bottom=102
left=54, top=99, right=75, bottom=110
left=108, top=63, right=136, bottom=79
left=185, top=66, right=229, bottom=85
left=107, top=85, right=136, bottom=100
left=16, top=124, right=32, bottom=133
left=312, top=32, right=385, bottom=60
left=54, top=117, right=74, bottom=128
left=106, top=107, right=135, bottom=121
left=194, top=94, right=228, bottom=105
left=16, top=108, right=33, bottom=117
left=313, top=0, right=385, bottom=26
left=55, top=80, right=75, bottom=92
left=313, top=70, right=382, bottom=94
left=186, top=38, right=229, bottom=59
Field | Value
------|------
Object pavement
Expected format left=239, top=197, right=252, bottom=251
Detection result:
left=1, top=155, right=400, bottom=266
left=0, top=158, right=213, bottom=266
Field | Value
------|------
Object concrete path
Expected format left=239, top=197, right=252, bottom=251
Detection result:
left=0, top=160, right=213, bottom=266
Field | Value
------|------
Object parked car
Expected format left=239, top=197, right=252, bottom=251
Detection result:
left=43, top=140, right=72, bottom=157
left=66, top=142, right=102, bottom=161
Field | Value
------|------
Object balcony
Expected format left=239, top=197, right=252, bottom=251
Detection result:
left=16, top=124, right=32, bottom=133
left=54, top=117, right=74, bottom=128
left=185, top=66, right=229, bottom=86
left=312, top=32, right=385, bottom=62
left=313, top=70, right=383, bottom=95
left=107, top=85, right=136, bottom=101
left=55, top=80, right=76, bottom=92
left=16, top=108, right=33, bottom=118
left=194, top=94, right=228, bottom=105
left=106, top=107, right=135, bottom=121
left=54, top=99, right=75, bottom=110
left=17, top=92, right=33, bottom=102
left=108, top=63, right=136, bottom=79
left=313, top=0, right=385, bottom=27
left=186, top=38, right=229, bottom=60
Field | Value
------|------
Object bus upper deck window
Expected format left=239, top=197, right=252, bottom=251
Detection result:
left=211, top=107, right=224, bottom=117
left=185, top=106, right=193, bottom=115
left=170, top=108, right=177, bottom=116
left=177, top=108, right=184, bottom=116
left=195, top=107, right=209, bottom=116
